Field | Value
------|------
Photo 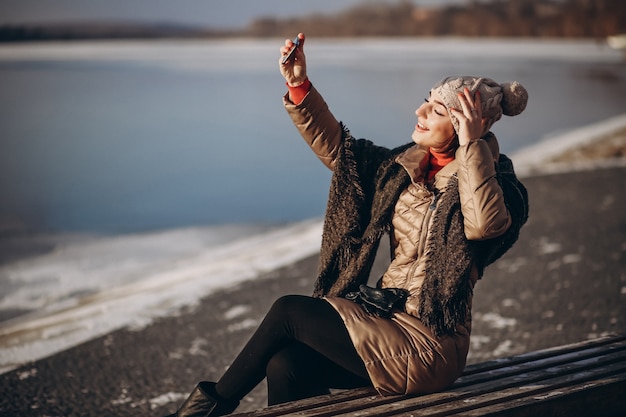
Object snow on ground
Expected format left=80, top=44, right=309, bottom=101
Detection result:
left=510, top=113, right=626, bottom=177
left=0, top=38, right=621, bottom=72
left=0, top=219, right=323, bottom=374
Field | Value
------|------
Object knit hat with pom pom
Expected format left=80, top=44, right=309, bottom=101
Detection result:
left=431, top=76, right=528, bottom=135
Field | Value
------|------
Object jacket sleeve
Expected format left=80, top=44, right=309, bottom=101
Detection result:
left=455, top=137, right=512, bottom=241
left=283, top=85, right=343, bottom=170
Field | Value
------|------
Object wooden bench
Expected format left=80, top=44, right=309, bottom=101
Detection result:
left=231, top=333, right=626, bottom=416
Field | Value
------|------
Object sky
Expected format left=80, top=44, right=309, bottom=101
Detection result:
left=0, top=0, right=463, bottom=28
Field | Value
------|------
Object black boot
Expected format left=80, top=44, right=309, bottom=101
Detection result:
left=165, top=381, right=239, bottom=417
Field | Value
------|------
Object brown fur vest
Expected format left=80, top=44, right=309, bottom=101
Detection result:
left=313, top=127, right=529, bottom=336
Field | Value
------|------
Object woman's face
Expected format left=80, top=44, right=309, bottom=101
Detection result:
left=411, top=89, right=457, bottom=153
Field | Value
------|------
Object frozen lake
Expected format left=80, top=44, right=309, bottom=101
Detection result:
left=1, top=38, right=625, bottom=233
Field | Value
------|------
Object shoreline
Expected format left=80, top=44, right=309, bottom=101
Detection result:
left=1, top=112, right=624, bottom=268
left=0, top=219, right=324, bottom=374
left=510, top=112, right=626, bottom=177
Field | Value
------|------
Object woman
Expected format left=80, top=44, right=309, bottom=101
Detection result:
left=166, top=33, right=529, bottom=417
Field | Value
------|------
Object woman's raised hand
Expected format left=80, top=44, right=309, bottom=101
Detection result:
left=451, top=88, right=487, bottom=146
left=279, top=33, right=307, bottom=87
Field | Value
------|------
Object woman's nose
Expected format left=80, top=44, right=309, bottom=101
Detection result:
left=415, top=104, right=424, bottom=118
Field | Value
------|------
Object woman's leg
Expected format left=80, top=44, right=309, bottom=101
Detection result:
left=215, top=295, right=370, bottom=403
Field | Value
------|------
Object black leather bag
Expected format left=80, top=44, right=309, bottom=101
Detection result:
left=346, top=284, right=409, bottom=318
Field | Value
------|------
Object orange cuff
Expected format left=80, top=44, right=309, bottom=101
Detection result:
left=287, top=78, right=312, bottom=105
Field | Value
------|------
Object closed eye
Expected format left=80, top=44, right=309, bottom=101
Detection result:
left=424, top=98, right=445, bottom=116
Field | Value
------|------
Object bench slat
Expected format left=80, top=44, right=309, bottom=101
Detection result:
left=455, top=337, right=626, bottom=387
left=443, top=371, right=626, bottom=417
left=460, top=333, right=626, bottom=376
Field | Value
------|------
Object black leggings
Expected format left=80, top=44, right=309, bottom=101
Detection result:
left=215, top=295, right=372, bottom=405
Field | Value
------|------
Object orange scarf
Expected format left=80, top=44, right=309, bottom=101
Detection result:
left=427, top=149, right=454, bottom=182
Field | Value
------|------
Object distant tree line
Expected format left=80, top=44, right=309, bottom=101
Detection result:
left=1, top=0, right=624, bottom=42
left=0, top=22, right=226, bottom=43
left=246, top=0, right=626, bottom=39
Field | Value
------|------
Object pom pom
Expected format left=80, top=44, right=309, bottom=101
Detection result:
left=500, top=81, right=528, bottom=116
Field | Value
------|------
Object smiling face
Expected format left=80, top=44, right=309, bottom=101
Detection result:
left=411, top=90, right=457, bottom=154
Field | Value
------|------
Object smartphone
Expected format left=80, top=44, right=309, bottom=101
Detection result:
left=281, top=36, right=300, bottom=64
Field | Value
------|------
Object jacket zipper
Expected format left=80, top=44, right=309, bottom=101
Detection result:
left=407, top=189, right=441, bottom=281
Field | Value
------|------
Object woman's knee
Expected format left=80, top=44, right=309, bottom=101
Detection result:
left=270, top=294, right=302, bottom=311
left=266, top=294, right=311, bottom=321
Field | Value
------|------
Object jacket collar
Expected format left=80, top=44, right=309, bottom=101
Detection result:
left=396, top=144, right=458, bottom=189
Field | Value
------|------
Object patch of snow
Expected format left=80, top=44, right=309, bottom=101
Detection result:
left=0, top=219, right=323, bottom=374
